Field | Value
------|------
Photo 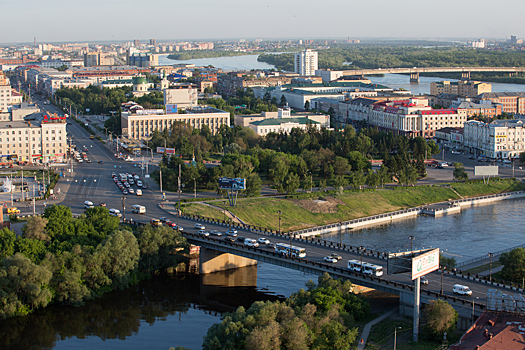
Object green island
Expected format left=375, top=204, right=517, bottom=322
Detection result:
left=257, top=46, right=525, bottom=83
left=181, top=179, right=525, bottom=232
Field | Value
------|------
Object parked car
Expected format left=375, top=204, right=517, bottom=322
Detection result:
left=128, top=188, right=134, bottom=194
left=324, top=256, right=338, bottom=263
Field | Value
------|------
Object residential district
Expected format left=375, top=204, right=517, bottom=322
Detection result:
left=2, top=38, right=525, bottom=349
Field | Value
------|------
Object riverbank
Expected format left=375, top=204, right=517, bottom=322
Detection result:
left=181, top=179, right=525, bottom=232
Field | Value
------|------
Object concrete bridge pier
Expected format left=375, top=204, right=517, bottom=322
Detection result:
left=410, top=72, right=419, bottom=83
left=200, top=248, right=258, bottom=274
left=461, top=71, right=471, bottom=80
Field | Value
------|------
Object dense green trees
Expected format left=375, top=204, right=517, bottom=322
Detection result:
left=259, top=46, right=525, bottom=72
left=499, top=248, right=525, bottom=283
left=0, top=206, right=189, bottom=319
left=424, top=300, right=458, bottom=340
left=202, top=273, right=366, bottom=350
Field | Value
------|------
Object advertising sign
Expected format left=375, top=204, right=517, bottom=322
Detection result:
left=412, top=248, right=440, bottom=280
left=166, top=104, right=178, bottom=114
left=474, top=166, right=498, bottom=176
left=218, top=177, right=246, bottom=190
left=136, top=109, right=164, bottom=116
left=156, top=147, right=176, bottom=154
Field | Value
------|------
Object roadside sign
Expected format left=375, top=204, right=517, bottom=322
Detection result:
left=412, top=248, right=440, bottom=280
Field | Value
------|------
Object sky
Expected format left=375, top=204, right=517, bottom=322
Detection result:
left=1, top=0, right=525, bottom=44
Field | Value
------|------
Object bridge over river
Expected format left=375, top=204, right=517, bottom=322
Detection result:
left=341, top=66, right=525, bottom=82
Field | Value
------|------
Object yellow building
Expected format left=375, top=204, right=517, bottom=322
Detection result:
left=430, top=80, right=492, bottom=97
left=121, top=105, right=230, bottom=141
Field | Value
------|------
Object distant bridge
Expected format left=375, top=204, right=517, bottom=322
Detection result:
left=341, top=66, right=525, bottom=82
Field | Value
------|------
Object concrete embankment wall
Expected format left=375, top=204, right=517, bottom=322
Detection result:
left=294, top=191, right=525, bottom=238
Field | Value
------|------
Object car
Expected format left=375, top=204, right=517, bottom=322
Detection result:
left=194, top=223, right=205, bottom=230
left=136, top=180, right=143, bottom=187
left=111, top=172, right=116, bottom=177
left=236, top=236, right=246, bottom=243
left=330, top=253, right=342, bottom=260
left=224, top=236, right=236, bottom=242
left=142, top=184, right=148, bottom=189
left=210, top=230, right=222, bottom=236
left=266, top=242, right=275, bottom=248
left=324, top=256, right=338, bottom=263
left=226, top=230, right=238, bottom=237
left=99, top=202, right=106, bottom=207
left=150, top=219, right=162, bottom=227
left=128, top=188, right=134, bottom=194
left=129, top=179, right=134, bottom=185
left=244, top=239, right=259, bottom=247
left=420, top=276, right=429, bottom=285
left=257, top=238, right=270, bottom=245
left=125, top=183, right=130, bottom=188
left=160, top=217, right=170, bottom=223
left=99, top=161, right=104, bottom=164
left=198, top=230, right=209, bottom=236
left=167, top=222, right=177, bottom=228
left=86, top=159, right=92, bottom=163
left=122, top=189, right=128, bottom=195
left=177, top=226, right=184, bottom=231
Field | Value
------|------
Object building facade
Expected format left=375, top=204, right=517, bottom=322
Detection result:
left=121, top=105, right=230, bottom=140
left=294, top=49, right=318, bottom=76
left=163, top=84, right=198, bottom=109
left=475, top=92, right=525, bottom=114
left=430, top=80, right=492, bottom=97
left=463, top=119, right=525, bottom=159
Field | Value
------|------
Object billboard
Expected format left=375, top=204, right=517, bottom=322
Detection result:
left=136, top=109, right=164, bottom=116
left=412, top=248, right=440, bottom=280
left=156, top=147, right=176, bottom=154
left=475, top=166, right=498, bottom=176
left=166, top=104, right=178, bottom=114
left=219, top=177, right=246, bottom=190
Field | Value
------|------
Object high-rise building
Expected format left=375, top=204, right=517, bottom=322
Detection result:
left=294, top=49, right=318, bottom=76
left=134, top=39, right=140, bottom=47
left=150, top=39, right=156, bottom=46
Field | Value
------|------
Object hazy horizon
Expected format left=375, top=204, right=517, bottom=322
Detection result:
left=1, top=0, right=524, bottom=44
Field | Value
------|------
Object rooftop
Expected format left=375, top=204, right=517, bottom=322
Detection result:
left=251, top=117, right=320, bottom=126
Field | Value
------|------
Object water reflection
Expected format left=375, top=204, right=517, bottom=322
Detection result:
left=0, top=265, right=282, bottom=350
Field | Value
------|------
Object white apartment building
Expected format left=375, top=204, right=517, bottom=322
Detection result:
left=315, top=70, right=343, bottom=82
left=463, top=119, right=525, bottom=159
left=163, top=84, right=198, bottom=110
left=294, top=49, right=318, bottom=76
left=0, top=110, right=67, bottom=163
left=121, top=105, right=230, bottom=141
left=0, top=73, right=23, bottom=113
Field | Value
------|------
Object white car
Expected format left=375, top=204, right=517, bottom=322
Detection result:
left=198, top=230, right=209, bottom=236
left=136, top=180, right=143, bottom=187
left=128, top=188, right=134, bottom=194
left=226, top=229, right=238, bottom=236
left=194, top=223, right=205, bottom=230
left=210, top=230, right=222, bottom=236
left=257, top=238, right=270, bottom=245
left=324, top=256, right=338, bottom=263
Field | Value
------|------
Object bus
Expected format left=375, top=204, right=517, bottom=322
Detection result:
left=347, top=259, right=383, bottom=277
left=274, top=243, right=306, bottom=258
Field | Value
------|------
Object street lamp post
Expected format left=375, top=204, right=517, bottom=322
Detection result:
left=488, top=253, right=495, bottom=281
left=278, top=210, right=282, bottom=234
left=360, top=246, right=364, bottom=273
left=472, top=296, right=479, bottom=325
left=193, top=178, right=196, bottom=198
left=440, top=266, right=447, bottom=295
left=394, top=327, right=401, bottom=350
left=121, top=196, right=126, bottom=222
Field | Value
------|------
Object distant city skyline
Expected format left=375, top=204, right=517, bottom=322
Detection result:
left=1, top=0, right=524, bottom=44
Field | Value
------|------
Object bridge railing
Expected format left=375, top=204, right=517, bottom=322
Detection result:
left=185, top=232, right=486, bottom=312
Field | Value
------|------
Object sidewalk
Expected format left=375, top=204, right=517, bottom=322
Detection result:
left=357, top=308, right=397, bottom=350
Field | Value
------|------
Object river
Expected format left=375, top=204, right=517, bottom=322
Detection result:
left=157, top=54, right=525, bottom=95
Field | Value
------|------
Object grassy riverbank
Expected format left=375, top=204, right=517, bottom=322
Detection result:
left=180, top=179, right=525, bottom=232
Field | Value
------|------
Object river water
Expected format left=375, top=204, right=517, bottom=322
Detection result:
left=2, top=55, right=525, bottom=350
left=157, top=54, right=525, bottom=94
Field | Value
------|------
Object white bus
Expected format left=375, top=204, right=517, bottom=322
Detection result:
left=347, top=259, right=383, bottom=277
left=274, top=243, right=306, bottom=258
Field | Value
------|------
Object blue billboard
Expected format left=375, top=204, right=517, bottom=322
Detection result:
left=166, top=104, right=178, bottom=114
left=219, top=177, right=246, bottom=190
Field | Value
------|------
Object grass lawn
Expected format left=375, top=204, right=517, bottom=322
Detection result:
left=465, top=261, right=502, bottom=275
left=181, top=180, right=524, bottom=232
left=364, top=315, right=457, bottom=350
left=451, top=179, right=525, bottom=197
